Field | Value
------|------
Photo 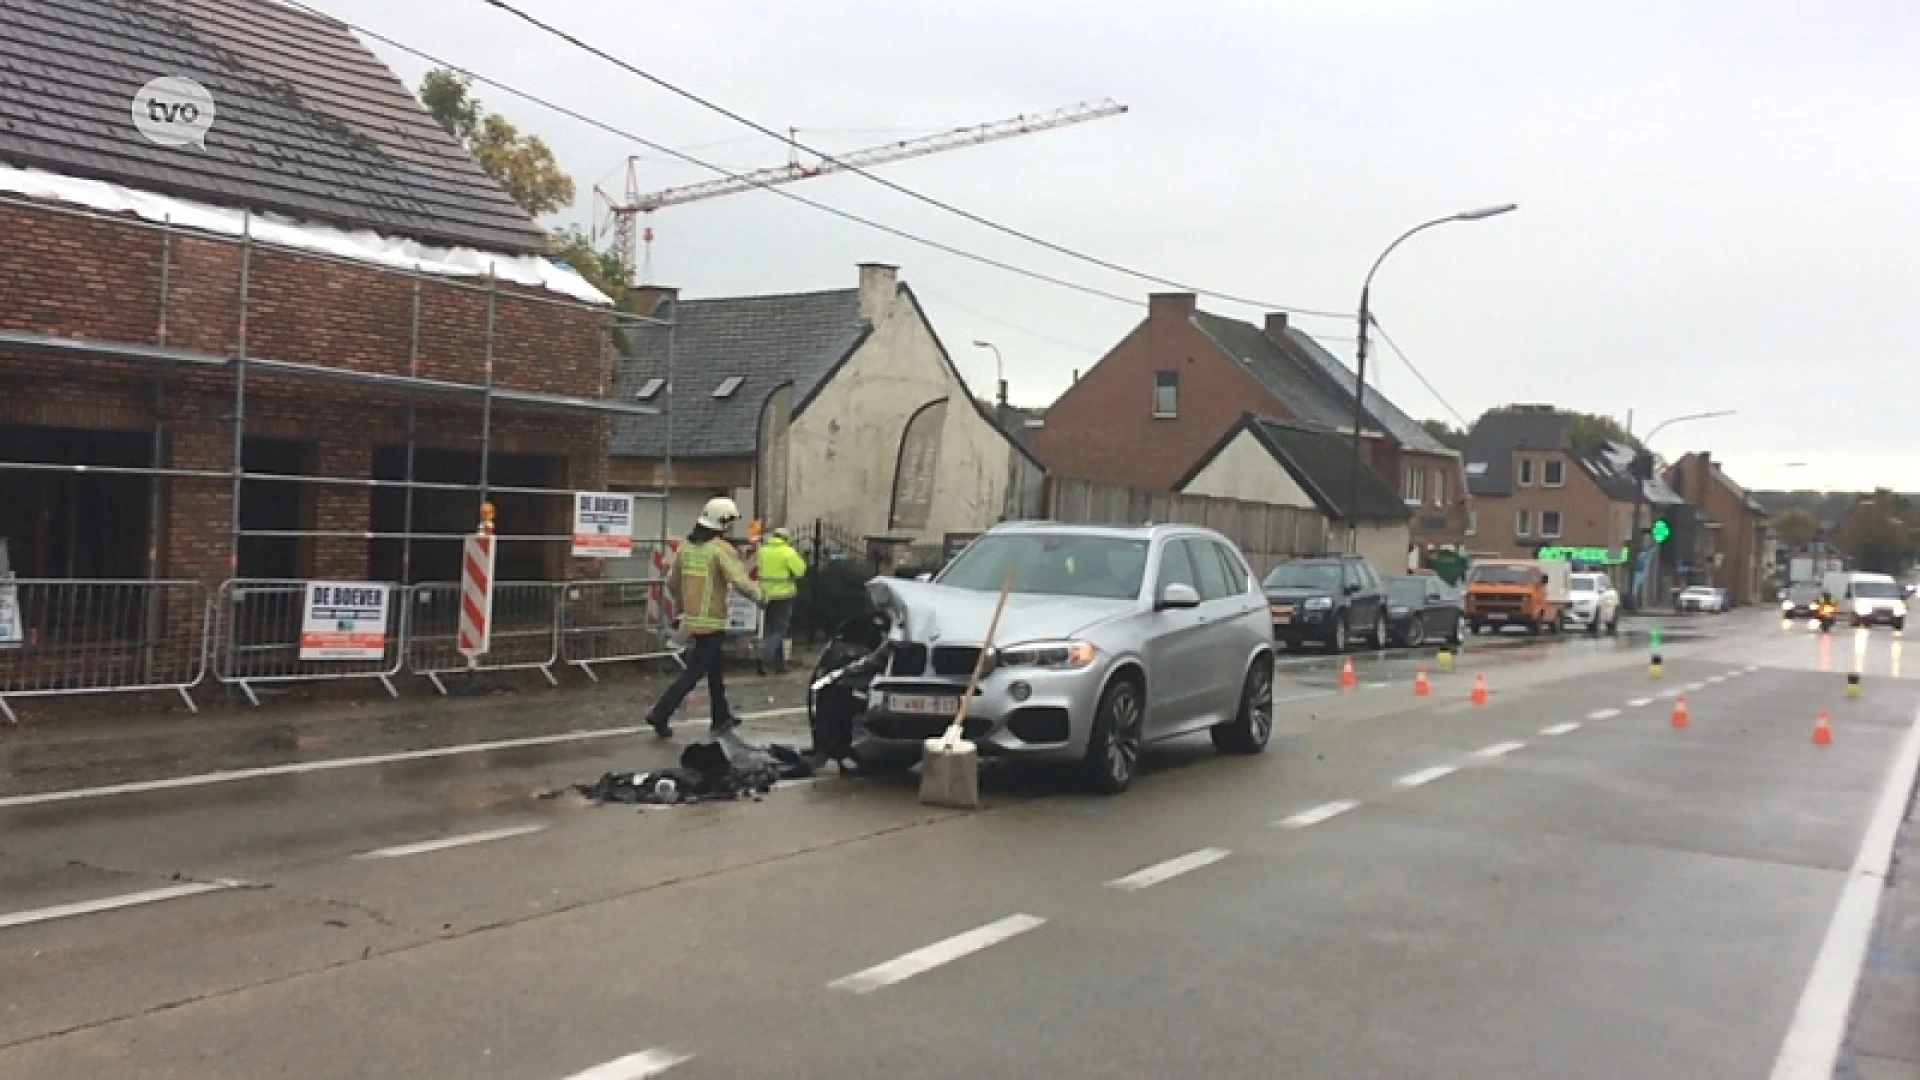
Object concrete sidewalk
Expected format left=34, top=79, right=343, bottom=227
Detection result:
left=1844, top=780, right=1920, bottom=1079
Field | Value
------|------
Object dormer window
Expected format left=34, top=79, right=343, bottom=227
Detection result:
left=713, top=376, right=743, bottom=399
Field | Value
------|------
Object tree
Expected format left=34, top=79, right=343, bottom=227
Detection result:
left=1771, top=507, right=1819, bottom=548
left=548, top=225, right=629, bottom=300
left=1563, top=411, right=1638, bottom=453
left=1420, top=419, right=1466, bottom=451
left=1833, top=489, right=1916, bottom=574
left=418, top=69, right=575, bottom=218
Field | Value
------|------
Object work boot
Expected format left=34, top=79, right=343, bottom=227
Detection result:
left=709, top=714, right=739, bottom=738
left=647, top=713, right=672, bottom=739
left=755, top=657, right=767, bottom=676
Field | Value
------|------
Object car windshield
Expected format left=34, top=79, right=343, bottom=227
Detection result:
left=1683, top=587, right=1713, bottom=596
left=1569, top=576, right=1599, bottom=594
left=1854, top=580, right=1900, bottom=599
left=1386, top=578, right=1427, bottom=605
left=936, top=533, right=1148, bottom=600
left=1788, top=585, right=1820, bottom=603
left=1468, top=565, right=1535, bottom=586
left=1265, top=561, right=1347, bottom=591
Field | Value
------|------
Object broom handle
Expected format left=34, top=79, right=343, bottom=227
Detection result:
left=943, top=564, right=1017, bottom=746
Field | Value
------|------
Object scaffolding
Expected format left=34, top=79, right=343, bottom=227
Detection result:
left=0, top=191, right=686, bottom=577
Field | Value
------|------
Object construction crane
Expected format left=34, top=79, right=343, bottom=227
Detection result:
left=592, top=99, right=1128, bottom=284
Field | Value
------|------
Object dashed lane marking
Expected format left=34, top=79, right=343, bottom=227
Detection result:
left=828, top=914, right=1046, bottom=994
left=1589, top=708, right=1621, bottom=721
left=1396, top=765, right=1457, bottom=788
left=1105, top=848, right=1233, bottom=891
left=1276, top=800, right=1360, bottom=829
left=1473, top=741, right=1527, bottom=759
left=558, top=1048, right=693, bottom=1079
left=1684, top=681, right=1707, bottom=691
left=1540, top=722, right=1581, bottom=736
left=0, top=879, right=247, bottom=931
left=352, top=824, right=547, bottom=860
left=1628, top=697, right=1655, bottom=708
left=1658, top=688, right=1683, bottom=699
left=1707, top=675, right=1726, bottom=684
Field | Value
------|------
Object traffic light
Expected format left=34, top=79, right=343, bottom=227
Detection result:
left=1651, top=518, right=1672, bottom=545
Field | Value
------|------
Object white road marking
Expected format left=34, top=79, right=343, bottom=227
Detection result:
left=559, top=1048, right=693, bottom=1080
left=1540, top=722, right=1581, bottom=736
left=1658, top=688, right=1682, bottom=699
left=1396, top=765, right=1457, bottom=788
left=1707, top=675, right=1726, bottom=684
left=0, top=879, right=245, bottom=931
left=1684, top=681, right=1706, bottom=691
left=1105, top=848, right=1232, bottom=891
left=1363, top=681, right=1389, bottom=691
left=0, top=707, right=810, bottom=811
left=1746, top=665, right=1761, bottom=673
left=1473, top=741, right=1527, bottom=759
left=1627, top=696, right=1655, bottom=708
left=1769, top=702, right=1920, bottom=1080
left=1588, top=708, right=1621, bottom=721
left=353, top=824, right=546, bottom=860
left=1276, top=800, right=1360, bottom=829
left=828, top=914, right=1046, bottom=994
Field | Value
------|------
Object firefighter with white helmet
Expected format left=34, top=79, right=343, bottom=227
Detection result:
left=644, top=495, right=764, bottom=738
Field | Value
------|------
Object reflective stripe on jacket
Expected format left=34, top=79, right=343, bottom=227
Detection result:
left=668, top=538, right=761, bottom=634
left=755, top=537, right=807, bottom=599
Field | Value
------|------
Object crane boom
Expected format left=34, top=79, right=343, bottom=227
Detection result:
left=633, top=99, right=1126, bottom=212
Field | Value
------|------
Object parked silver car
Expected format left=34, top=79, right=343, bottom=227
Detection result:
left=857, top=522, right=1276, bottom=793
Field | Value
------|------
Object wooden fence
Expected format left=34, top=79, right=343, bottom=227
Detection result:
left=1041, top=479, right=1327, bottom=574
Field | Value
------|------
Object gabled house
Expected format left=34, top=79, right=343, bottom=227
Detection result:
left=1463, top=406, right=1685, bottom=587
left=1174, top=414, right=1413, bottom=574
left=610, top=263, right=1045, bottom=566
left=1665, top=451, right=1770, bottom=606
left=1034, top=293, right=1467, bottom=546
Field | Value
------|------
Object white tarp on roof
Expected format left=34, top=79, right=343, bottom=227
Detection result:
left=0, top=165, right=611, bottom=306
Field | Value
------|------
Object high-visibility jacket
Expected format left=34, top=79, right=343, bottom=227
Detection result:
left=755, top=537, right=807, bottom=599
left=667, top=537, right=761, bottom=634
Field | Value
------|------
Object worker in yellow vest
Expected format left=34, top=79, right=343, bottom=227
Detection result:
left=645, top=497, right=763, bottom=738
left=755, top=527, right=808, bottom=675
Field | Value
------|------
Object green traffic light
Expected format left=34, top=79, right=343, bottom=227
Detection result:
left=1651, top=520, right=1672, bottom=543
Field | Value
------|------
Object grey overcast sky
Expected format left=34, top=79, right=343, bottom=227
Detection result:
left=313, top=0, right=1919, bottom=492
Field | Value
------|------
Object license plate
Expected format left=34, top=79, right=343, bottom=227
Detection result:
left=1486, top=614, right=1507, bottom=622
left=1270, top=605, right=1293, bottom=624
left=884, top=693, right=958, bottom=716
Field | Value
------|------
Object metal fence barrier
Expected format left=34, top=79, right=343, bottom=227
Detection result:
left=407, top=580, right=562, bottom=695
left=0, top=578, right=211, bottom=723
left=212, top=579, right=406, bottom=706
left=558, top=577, right=683, bottom=682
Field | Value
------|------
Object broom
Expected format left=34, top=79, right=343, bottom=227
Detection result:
left=920, top=563, right=1017, bottom=809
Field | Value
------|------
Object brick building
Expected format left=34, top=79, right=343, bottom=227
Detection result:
left=1034, top=293, right=1468, bottom=548
left=0, top=0, right=629, bottom=595
left=1665, top=451, right=1770, bottom=605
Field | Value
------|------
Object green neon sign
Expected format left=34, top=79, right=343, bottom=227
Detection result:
left=1536, top=545, right=1630, bottom=565
left=1651, top=520, right=1672, bottom=544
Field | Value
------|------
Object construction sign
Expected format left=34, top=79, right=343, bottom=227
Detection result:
left=298, top=582, right=390, bottom=661
left=459, top=532, right=495, bottom=660
left=571, top=492, right=635, bottom=558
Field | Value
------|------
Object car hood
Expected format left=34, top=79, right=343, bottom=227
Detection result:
left=866, top=577, right=1135, bottom=646
left=1265, top=587, right=1335, bottom=605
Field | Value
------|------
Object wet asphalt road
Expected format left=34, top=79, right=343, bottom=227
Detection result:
left=2, top=613, right=1917, bottom=1078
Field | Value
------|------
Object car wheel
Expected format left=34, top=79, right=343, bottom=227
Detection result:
left=1449, top=615, right=1467, bottom=646
left=1331, top=619, right=1349, bottom=653
left=1212, top=655, right=1273, bottom=755
left=1402, top=618, right=1425, bottom=648
left=1607, top=614, right=1620, bottom=636
left=1895, top=618, right=1906, bottom=632
left=1369, top=613, right=1388, bottom=649
left=1083, top=674, right=1145, bottom=795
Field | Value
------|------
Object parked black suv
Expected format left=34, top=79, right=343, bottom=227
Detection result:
left=1262, top=554, right=1389, bottom=653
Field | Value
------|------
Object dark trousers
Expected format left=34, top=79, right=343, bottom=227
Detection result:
left=648, top=632, right=735, bottom=728
left=761, top=596, right=795, bottom=670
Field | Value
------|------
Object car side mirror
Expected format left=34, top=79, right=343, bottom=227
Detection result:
left=1345, top=582, right=1362, bottom=595
left=1158, top=582, right=1201, bottom=610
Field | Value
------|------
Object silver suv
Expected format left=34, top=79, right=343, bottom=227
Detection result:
left=859, top=522, right=1276, bottom=794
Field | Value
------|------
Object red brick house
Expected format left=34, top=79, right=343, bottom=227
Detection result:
left=1665, top=451, right=1770, bottom=606
left=1034, top=292, right=1468, bottom=548
left=0, top=0, right=632, bottom=594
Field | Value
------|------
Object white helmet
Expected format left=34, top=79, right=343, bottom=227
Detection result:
left=697, top=496, right=741, bottom=531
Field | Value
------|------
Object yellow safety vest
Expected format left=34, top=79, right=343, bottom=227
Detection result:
left=756, top=538, right=807, bottom=599
left=668, top=538, right=760, bottom=634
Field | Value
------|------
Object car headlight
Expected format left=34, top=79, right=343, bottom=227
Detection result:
left=1304, top=596, right=1334, bottom=610
left=995, top=640, right=1096, bottom=670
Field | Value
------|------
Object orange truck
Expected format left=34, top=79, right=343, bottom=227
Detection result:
left=1464, top=558, right=1570, bottom=636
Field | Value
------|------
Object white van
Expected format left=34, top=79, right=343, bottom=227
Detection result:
left=1821, top=570, right=1907, bottom=630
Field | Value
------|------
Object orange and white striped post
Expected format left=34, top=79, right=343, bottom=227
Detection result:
left=458, top=502, right=497, bottom=665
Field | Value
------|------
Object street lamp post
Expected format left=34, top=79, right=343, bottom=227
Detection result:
left=971, top=340, right=1007, bottom=408
left=1345, top=204, right=1517, bottom=554
left=1626, top=409, right=1737, bottom=609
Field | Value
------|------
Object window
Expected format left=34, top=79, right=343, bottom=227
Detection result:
left=712, top=376, right=743, bottom=399
left=1516, top=509, right=1533, bottom=537
left=1211, top=541, right=1252, bottom=594
left=1542, top=510, right=1563, bottom=538
left=938, top=533, right=1151, bottom=600
left=1518, top=459, right=1535, bottom=487
left=1152, top=370, right=1179, bottom=418
left=636, top=377, right=664, bottom=401
left=1544, top=459, right=1565, bottom=487
left=1465, top=508, right=1478, bottom=536
left=1186, top=538, right=1233, bottom=601
left=1156, top=535, right=1196, bottom=591
left=1404, top=466, right=1426, bottom=505
left=1434, top=468, right=1447, bottom=507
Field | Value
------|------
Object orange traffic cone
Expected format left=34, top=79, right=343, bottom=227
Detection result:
left=1413, top=667, right=1431, bottom=696
left=1340, top=657, right=1357, bottom=690
left=1813, top=710, right=1833, bottom=746
left=1469, top=672, right=1488, bottom=705
left=1670, top=694, right=1689, bottom=729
